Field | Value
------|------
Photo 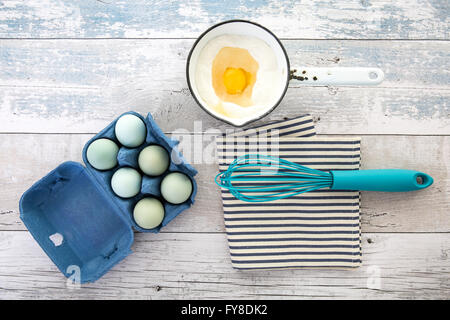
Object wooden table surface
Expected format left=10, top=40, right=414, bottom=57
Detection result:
left=0, top=1, right=449, bottom=299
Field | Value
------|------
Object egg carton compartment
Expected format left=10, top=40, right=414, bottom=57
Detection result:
left=82, top=111, right=198, bottom=233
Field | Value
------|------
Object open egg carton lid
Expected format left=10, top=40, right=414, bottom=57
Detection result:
left=19, top=111, right=197, bottom=283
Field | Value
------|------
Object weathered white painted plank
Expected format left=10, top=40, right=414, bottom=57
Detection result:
left=1, top=134, right=448, bottom=232
left=0, top=231, right=448, bottom=299
left=1, top=86, right=448, bottom=134
left=1, top=40, right=448, bottom=89
left=0, top=0, right=448, bottom=39
left=0, top=39, right=448, bottom=134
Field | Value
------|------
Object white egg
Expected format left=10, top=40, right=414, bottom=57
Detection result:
left=160, top=172, right=193, bottom=204
left=138, top=145, right=170, bottom=176
left=115, top=114, right=147, bottom=148
left=111, top=167, right=142, bottom=198
left=86, top=138, right=119, bottom=170
left=133, top=197, right=165, bottom=229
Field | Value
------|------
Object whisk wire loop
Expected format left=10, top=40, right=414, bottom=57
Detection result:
left=216, top=154, right=333, bottom=202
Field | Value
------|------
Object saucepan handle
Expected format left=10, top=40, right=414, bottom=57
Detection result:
left=290, top=67, right=384, bottom=86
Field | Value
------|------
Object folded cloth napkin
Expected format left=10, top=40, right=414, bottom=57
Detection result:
left=216, top=115, right=362, bottom=269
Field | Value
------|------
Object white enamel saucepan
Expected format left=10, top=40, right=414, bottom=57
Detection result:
left=186, top=20, right=384, bottom=127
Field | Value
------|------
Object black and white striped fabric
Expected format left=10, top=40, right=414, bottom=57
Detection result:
left=216, top=115, right=362, bottom=269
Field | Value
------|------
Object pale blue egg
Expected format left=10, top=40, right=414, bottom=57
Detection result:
left=86, top=138, right=119, bottom=170
left=160, top=172, right=193, bottom=204
left=133, top=198, right=165, bottom=229
left=138, top=145, right=170, bottom=176
left=111, top=167, right=142, bottom=198
left=115, top=114, right=147, bottom=148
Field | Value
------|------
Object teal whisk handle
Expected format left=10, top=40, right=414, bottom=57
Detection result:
left=330, top=169, right=433, bottom=192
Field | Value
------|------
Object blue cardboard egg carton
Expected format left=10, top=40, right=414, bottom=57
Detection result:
left=19, top=112, right=197, bottom=283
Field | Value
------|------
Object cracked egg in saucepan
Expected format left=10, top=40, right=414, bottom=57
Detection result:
left=193, top=34, right=284, bottom=122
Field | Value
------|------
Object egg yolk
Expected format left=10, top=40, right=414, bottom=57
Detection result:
left=223, top=67, right=250, bottom=94
left=211, top=47, right=259, bottom=108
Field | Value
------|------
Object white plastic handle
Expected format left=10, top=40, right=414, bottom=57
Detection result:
left=291, top=67, right=384, bottom=86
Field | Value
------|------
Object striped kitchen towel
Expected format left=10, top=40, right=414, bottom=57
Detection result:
left=216, top=115, right=362, bottom=269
